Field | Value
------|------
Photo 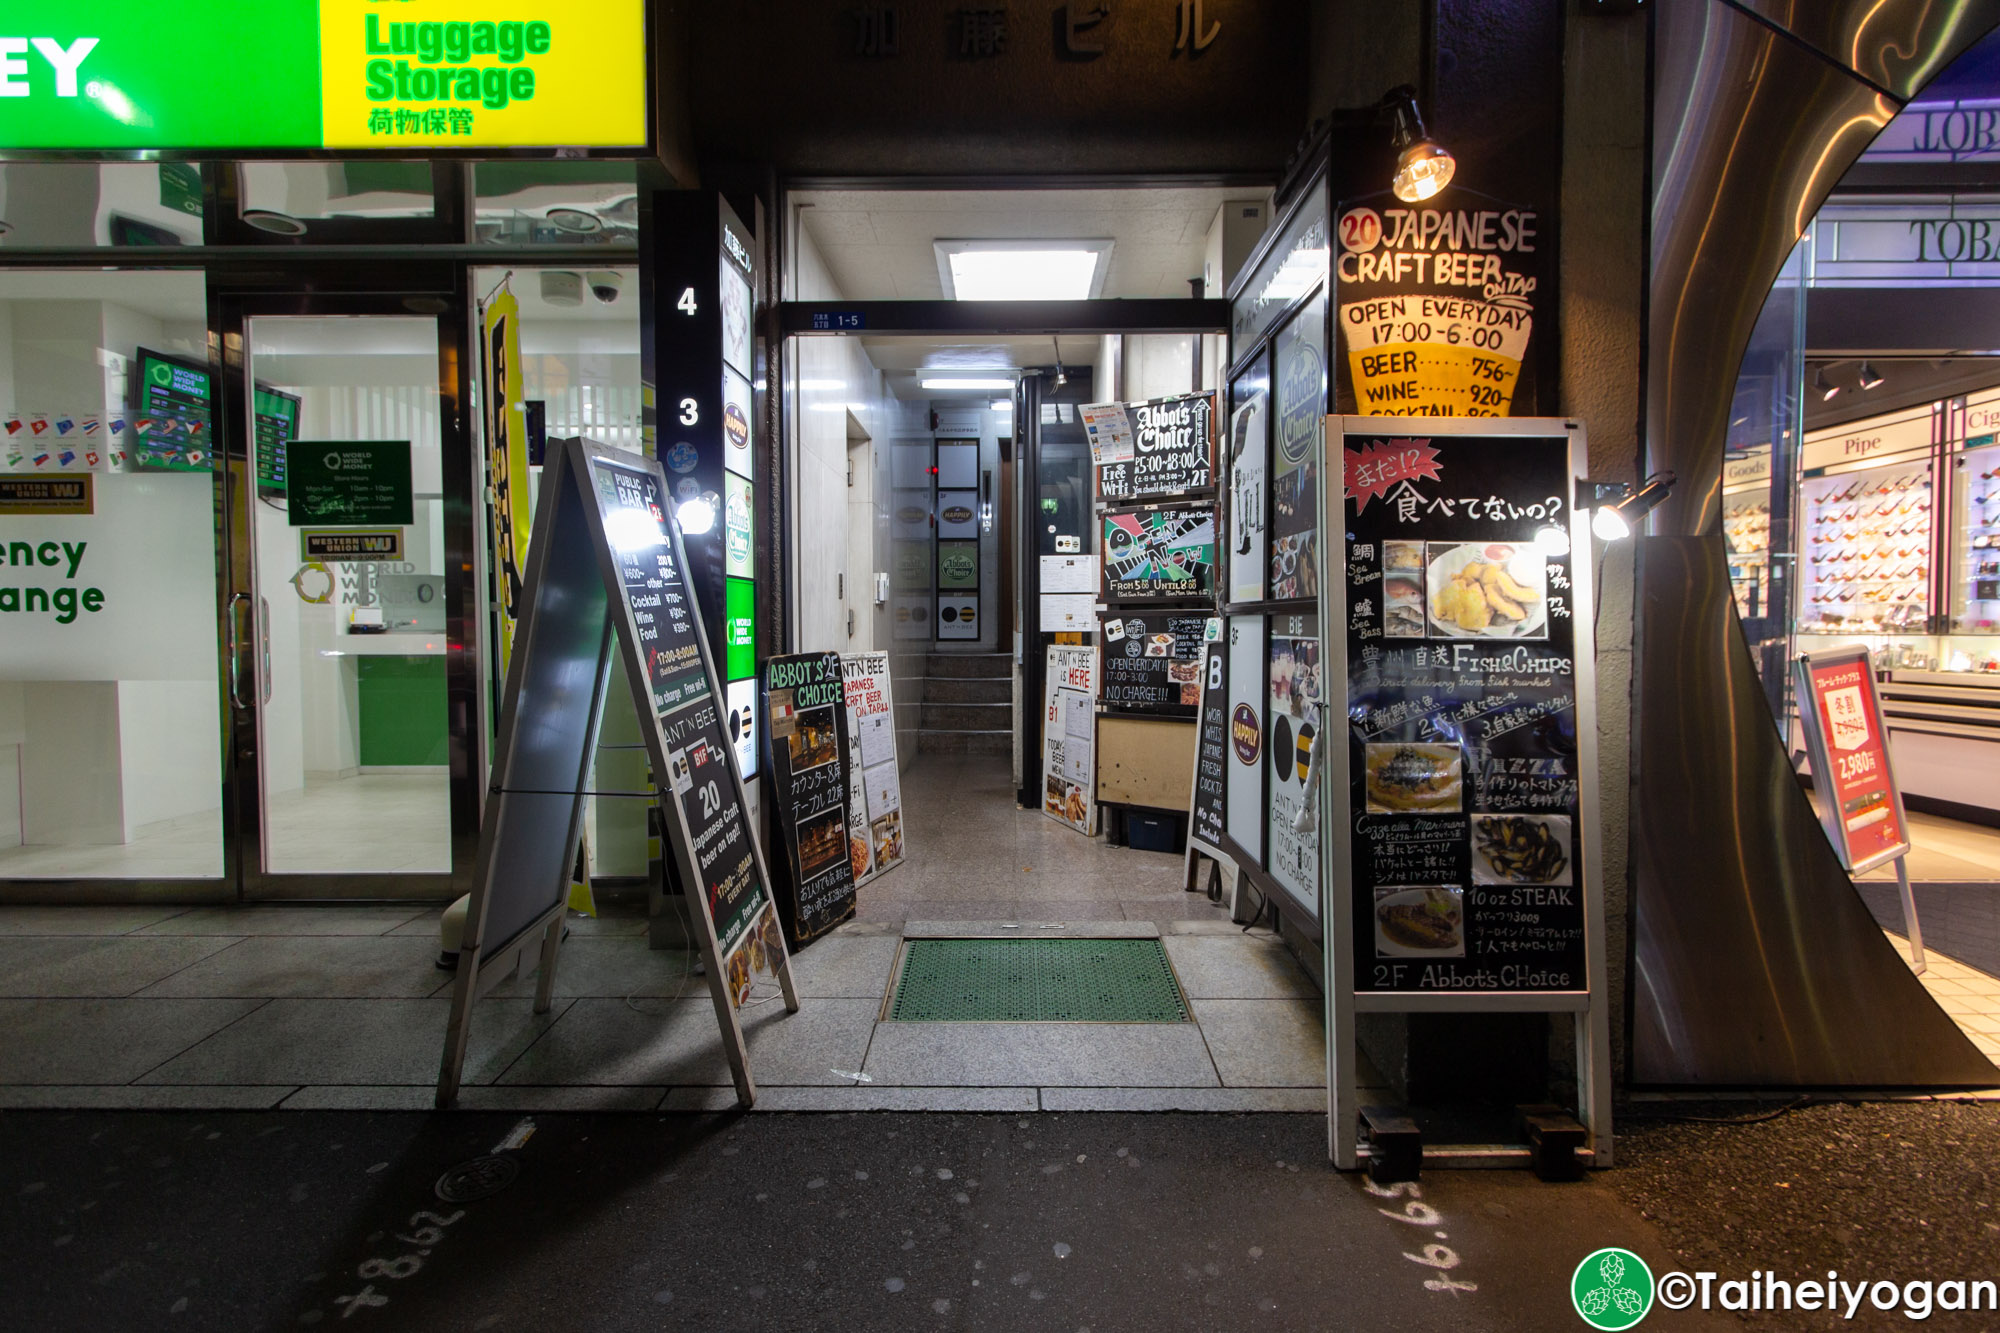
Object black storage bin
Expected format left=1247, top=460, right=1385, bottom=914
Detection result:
left=1125, top=808, right=1184, bottom=854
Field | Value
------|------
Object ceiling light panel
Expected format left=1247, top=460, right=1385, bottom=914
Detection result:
left=935, top=239, right=1113, bottom=301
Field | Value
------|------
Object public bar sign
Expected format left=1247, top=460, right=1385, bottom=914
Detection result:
left=1795, top=646, right=1913, bottom=873
left=1338, top=424, right=1587, bottom=993
left=0, top=0, right=647, bottom=151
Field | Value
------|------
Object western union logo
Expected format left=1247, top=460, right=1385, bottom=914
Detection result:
left=301, top=529, right=405, bottom=561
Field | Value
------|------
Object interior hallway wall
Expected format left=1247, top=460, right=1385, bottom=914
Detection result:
left=791, top=216, right=923, bottom=770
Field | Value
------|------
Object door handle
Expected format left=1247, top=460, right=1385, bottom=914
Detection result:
left=226, top=591, right=250, bottom=712
left=260, top=597, right=272, bottom=704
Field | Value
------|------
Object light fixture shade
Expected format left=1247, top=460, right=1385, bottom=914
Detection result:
left=1591, top=504, right=1632, bottom=542
left=1392, top=141, right=1456, bottom=203
left=1814, top=367, right=1840, bottom=401
left=1857, top=360, right=1886, bottom=390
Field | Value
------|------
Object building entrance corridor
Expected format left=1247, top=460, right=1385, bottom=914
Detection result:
left=0, top=750, right=1356, bottom=1110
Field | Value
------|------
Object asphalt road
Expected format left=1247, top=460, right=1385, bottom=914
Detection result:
left=1, top=1109, right=1734, bottom=1333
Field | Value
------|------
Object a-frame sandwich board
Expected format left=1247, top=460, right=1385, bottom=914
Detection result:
left=437, top=437, right=797, bottom=1108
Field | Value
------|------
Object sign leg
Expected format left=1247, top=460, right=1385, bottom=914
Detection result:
left=533, top=915, right=565, bottom=1013
left=1896, top=857, right=1927, bottom=974
left=436, top=946, right=485, bottom=1109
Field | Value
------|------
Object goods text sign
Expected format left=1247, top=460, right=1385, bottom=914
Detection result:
left=1796, top=647, right=1911, bottom=872
left=0, top=0, right=646, bottom=151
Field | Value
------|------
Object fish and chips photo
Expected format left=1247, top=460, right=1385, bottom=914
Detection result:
left=1426, top=542, right=1548, bottom=639
left=1364, top=742, right=1463, bottom=813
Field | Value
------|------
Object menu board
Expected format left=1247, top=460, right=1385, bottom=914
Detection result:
left=842, top=652, right=907, bottom=885
left=1098, top=393, right=1216, bottom=502
left=656, top=694, right=772, bottom=972
left=763, top=651, right=858, bottom=944
left=131, top=347, right=213, bottom=472
left=1190, top=642, right=1228, bottom=850
left=1100, top=507, right=1217, bottom=602
left=1099, top=612, right=1210, bottom=717
left=1795, top=647, right=1912, bottom=872
left=1042, top=645, right=1098, bottom=832
left=1226, top=383, right=1269, bottom=603
left=253, top=384, right=300, bottom=501
left=587, top=456, right=712, bottom=717
left=1341, top=429, right=1586, bottom=993
left=1269, top=297, right=1325, bottom=601
left=1334, top=189, right=1545, bottom=418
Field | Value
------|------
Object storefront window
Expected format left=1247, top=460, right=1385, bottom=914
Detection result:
left=238, top=162, right=437, bottom=224
left=0, top=269, right=221, bottom=878
left=0, top=164, right=205, bottom=248
left=473, top=163, right=638, bottom=246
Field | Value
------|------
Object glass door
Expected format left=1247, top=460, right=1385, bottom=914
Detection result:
left=222, top=290, right=474, bottom=898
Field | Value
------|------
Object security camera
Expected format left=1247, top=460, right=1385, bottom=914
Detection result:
left=586, top=270, right=624, bottom=304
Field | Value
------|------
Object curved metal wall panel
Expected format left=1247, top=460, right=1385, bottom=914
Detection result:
left=1649, top=2, right=1895, bottom=537
left=1632, top=539, right=1996, bottom=1086
left=1637, top=0, right=2000, bottom=1086
left=1737, top=0, right=2000, bottom=99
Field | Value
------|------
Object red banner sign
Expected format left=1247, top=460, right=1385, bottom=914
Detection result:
left=1800, top=651, right=1909, bottom=869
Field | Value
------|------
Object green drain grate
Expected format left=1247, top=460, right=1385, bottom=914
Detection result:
left=888, top=938, right=1191, bottom=1023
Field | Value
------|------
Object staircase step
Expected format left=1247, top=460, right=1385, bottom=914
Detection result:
left=924, top=652, right=1012, bottom=680
left=920, top=702, right=1012, bottom=731
left=917, top=729, right=1012, bottom=755
left=922, top=676, right=1011, bottom=705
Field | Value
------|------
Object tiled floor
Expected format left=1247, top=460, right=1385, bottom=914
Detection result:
left=0, top=771, right=451, bottom=880
left=0, top=756, right=1359, bottom=1112
left=1890, top=929, right=2000, bottom=1066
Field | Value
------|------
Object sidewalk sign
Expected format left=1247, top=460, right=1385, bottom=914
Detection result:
left=842, top=652, right=907, bottom=885
left=436, top=438, right=797, bottom=1109
left=1794, top=647, right=1926, bottom=971
left=1042, top=645, right=1098, bottom=834
left=763, top=651, right=859, bottom=944
left=1321, top=416, right=1611, bottom=1171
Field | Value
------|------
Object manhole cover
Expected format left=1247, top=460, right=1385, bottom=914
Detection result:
left=434, top=1154, right=519, bottom=1203
left=888, top=938, right=1191, bottom=1023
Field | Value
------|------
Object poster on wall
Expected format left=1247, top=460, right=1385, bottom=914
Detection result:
left=1100, top=507, right=1216, bottom=602
left=842, top=652, right=907, bottom=885
left=1226, top=615, right=1266, bottom=863
left=1795, top=646, right=1913, bottom=873
left=726, top=677, right=759, bottom=782
left=1340, top=425, right=1586, bottom=993
left=1099, top=612, right=1211, bottom=717
left=1269, top=296, right=1325, bottom=601
left=1, top=414, right=118, bottom=474
left=1266, top=615, right=1322, bottom=915
left=722, top=368, right=755, bottom=480
left=1227, top=388, right=1268, bottom=604
left=1043, top=645, right=1098, bottom=833
left=762, top=651, right=858, bottom=944
left=1097, top=393, right=1215, bottom=502
left=1333, top=189, right=1545, bottom=418
left=1080, top=402, right=1136, bottom=466
left=725, top=473, right=754, bottom=579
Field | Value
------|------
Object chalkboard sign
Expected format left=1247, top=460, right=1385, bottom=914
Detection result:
left=1101, top=506, right=1217, bottom=603
left=1340, top=428, right=1585, bottom=993
left=1099, top=612, right=1210, bottom=717
left=589, top=458, right=712, bottom=716
left=763, top=650, right=858, bottom=944
left=440, top=438, right=795, bottom=1110
left=1190, top=642, right=1227, bottom=849
left=1099, top=392, right=1216, bottom=502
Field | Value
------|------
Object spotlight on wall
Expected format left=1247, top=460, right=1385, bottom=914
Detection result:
left=1857, top=360, right=1886, bottom=391
left=1814, top=366, right=1840, bottom=401
left=1053, top=335, right=1067, bottom=388
left=676, top=494, right=717, bottom=536
left=1586, top=471, right=1679, bottom=541
left=1382, top=85, right=1456, bottom=203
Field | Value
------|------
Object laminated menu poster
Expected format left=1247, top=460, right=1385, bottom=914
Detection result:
left=1269, top=296, right=1325, bottom=601
left=1226, top=389, right=1269, bottom=603
left=1190, top=642, right=1228, bottom=851
left=841, top=651, right=907, bottom=885
left=762, top=651, right=857, bottom=944
left=1267, top=615, right=1322, bottom=914
left=1101, top=506, right=1217, bottom=602
left=1098, top=392, right=1215, bottom=502
left=1333, top=189, right=1546, bottom=418
left=1340, top=429, right=1585, bottom=993
left=1795, top=646, right=1912, bottom=872
left=1042, top=645, right=1098, bottom=833
left=1099, top=612, right=1213, bottom=717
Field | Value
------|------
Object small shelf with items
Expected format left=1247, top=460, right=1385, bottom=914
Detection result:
left=1797, top=459, right=1932, bottom=635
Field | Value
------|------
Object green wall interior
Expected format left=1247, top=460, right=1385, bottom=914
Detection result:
left=358, top=656, right=448, bottom=766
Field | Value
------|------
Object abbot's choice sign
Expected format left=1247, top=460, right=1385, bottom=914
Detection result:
left=0, top=0, right=646, bottom=151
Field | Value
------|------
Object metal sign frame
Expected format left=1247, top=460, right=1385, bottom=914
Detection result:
left=1794, top=645, right=1926, bottom=970
left=1317, top=415, right=1612, bottom=1171
left=437, top=437, right=796, bottom=1109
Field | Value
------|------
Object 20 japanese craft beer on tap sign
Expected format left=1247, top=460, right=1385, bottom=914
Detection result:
left=1336, top=201, right=1539, bottom=417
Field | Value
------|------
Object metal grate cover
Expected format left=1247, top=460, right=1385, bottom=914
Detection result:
left=888, top=938, right=1190, bottom=1022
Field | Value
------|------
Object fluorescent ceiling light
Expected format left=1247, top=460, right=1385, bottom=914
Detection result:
left=991, top=400, right=1012, bottom=412
left=922, top=377, right=1016, bottom=391
left=935, top=239, right=1113, bottom=301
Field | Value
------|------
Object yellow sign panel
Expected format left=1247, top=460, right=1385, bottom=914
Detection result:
left=318, top=0, right=647, bottom=149
left=1340, top=294, right=1530, bottom=418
